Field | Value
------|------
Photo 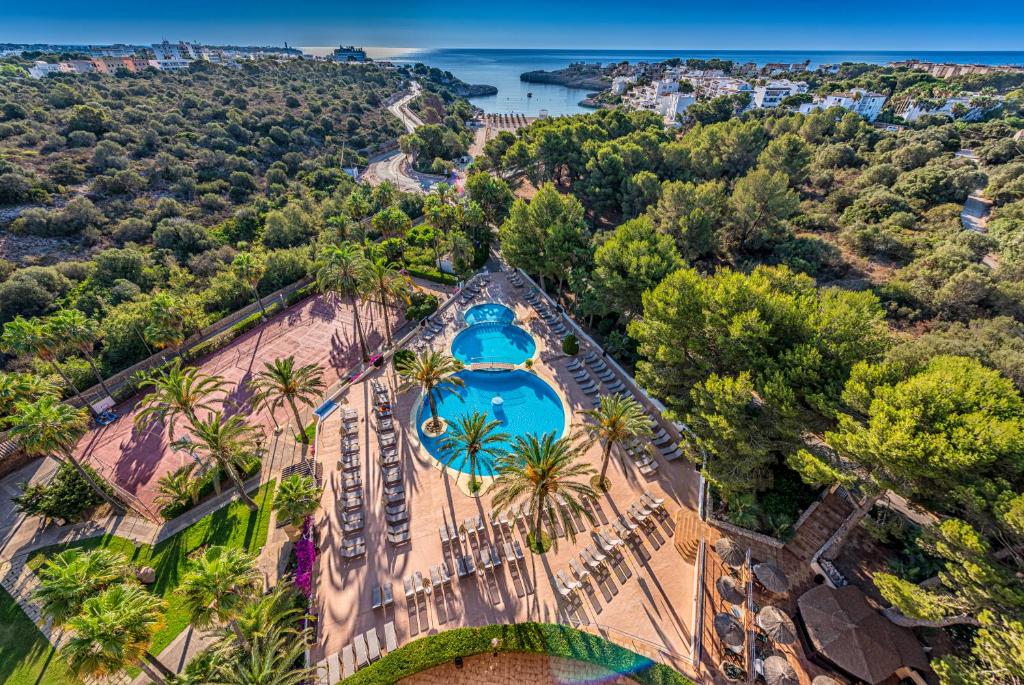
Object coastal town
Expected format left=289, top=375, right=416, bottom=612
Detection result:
left=0, top=32, right=1023, bottom=685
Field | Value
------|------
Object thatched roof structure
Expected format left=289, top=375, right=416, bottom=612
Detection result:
left=798, top=585, right=928, bottom=685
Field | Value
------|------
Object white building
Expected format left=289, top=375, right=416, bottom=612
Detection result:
left=611, top=75, right=637, bottom=95
left=657, top=92, right=696, bottom=124
left=151, top=41, right=197, bottom=70
left=752, top=80, right=808, bottom=108
left=27, top=61, right=69, bottom=78
left=654, top=78, right=678, bottom=96
left=894, top=94, right=995, bottom=122
left=799, top=88, right=888, bottom=121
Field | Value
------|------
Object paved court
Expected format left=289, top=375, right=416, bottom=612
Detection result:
left=76, top=294, right=403, bottom=512
left=313, top=273, right=701, bottom=679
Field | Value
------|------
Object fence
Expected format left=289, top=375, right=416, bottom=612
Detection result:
left=564, top=618, right=697, bottom=677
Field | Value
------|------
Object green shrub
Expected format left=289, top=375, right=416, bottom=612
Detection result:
left=393, top=349, right=415, bottom=369
left=405, top=291, right=439, bottom=321
left=12, top=462, right=114, bottom=522
left=562, top=334, right=579, bottom=355
left=158, top=457, right=261, bottom=520
left=344, top=623, right=692, bottom=685
left=404, top=265, right=458, bottom=285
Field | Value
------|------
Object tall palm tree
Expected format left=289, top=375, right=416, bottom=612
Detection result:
left=1, top=315, right=92, bottom=414
left=580, top=393, right=653, bottom=491
left=227, top=583, right=304, bottom=646
left=156, top=462, right=203, bottom=509
left=247, top=356, right=325, bottom=445
left=315, top=242, right=370, bottom=362
left=62, top=584, right=171, bottom=684
left=178, top=545, right=263, bottom=649
left=182, top=412, right=261, bottom=511
left=490, top=432, right=597, bottom=551
left=212, top=625, right=314, bottom=685
left=362, top=258, right=409, bottom=347
left=0, top=371, right=56, bottom=416
left=34, top=549, right=130, bottom=627
left=439, top=410, right=510, bottom=493
left=144, top=292, right=192, bottom=355
left=48, top=309, right=113, bottom=399
left=395, top=350, right=465, bottom=432
left=135, top=359, right=228, bottom=441
left=273, top=474, right=322, bottom=529
left=4, top=397, right=124, bottom=514
left=232, top=251, right=268, bottom=319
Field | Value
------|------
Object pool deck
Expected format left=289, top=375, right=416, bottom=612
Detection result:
left=313, top=272, right=701, bottom=679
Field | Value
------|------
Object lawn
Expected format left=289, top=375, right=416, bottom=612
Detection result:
left=0, top=586, right=82, bottom=685
left=26, top=480, right=276, bottom=665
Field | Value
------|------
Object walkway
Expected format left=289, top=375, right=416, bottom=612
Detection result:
left=399, top=652, right=640, bottom=685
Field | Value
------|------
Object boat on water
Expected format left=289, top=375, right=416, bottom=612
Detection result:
left=527, top=92, right=533, bottom=98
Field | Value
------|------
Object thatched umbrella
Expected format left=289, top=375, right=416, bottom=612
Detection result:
left=715, top=575, right=745, bottom=604
left=713, top=613, right=744, bottom=646
left=753, top=561, right=790, bottom=593
left=757, top=605, right=798, bottom=644
left=714, top=537, right=746, bottom=567
left=811, top=676, right=844, bottom=685
left=763, top=655, right=799, bottom=685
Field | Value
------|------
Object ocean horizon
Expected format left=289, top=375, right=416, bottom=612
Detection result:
left=301, top=47, right=1024, bottom=116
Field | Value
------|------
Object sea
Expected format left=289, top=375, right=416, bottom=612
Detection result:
left=302, top=48, right=1024, bottom=117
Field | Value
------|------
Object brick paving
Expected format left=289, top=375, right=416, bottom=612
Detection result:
left=313, top=273, right=701, bottom=682
left=74, top=294, right=402, bottom=512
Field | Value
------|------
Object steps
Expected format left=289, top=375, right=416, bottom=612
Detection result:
left=784, top=488, right=855, bottom=562
left=673, top=509, right=703, bottom=564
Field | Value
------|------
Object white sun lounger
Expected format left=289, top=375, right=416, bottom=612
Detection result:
left=342, top=644, right=355, bottom=678
left=366, top=628, right=381, bottom=662
left=353, top=634, right=369, bottom=668
left=554, top=574, right=574, bottom=598
left=558, top=569, right=582, bottom=590
left=569, top=557, right=590, bottom=580
left=384, top=621, right=397, bottom=652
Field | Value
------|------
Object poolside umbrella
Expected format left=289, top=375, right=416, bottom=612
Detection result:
left=811, top=676, right=844, bottom=685
left=763, top=655, right=799, bottom=685
left=715, top=575, right=745, bottom=605
left=714, top=537, right=746, bottom=567
left=753, top=562, right=790, bottom=593
left=757, top=605, right=798, bottom=644
left=713, top=613, right=744, bottom=646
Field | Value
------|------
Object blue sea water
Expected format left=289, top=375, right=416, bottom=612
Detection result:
left=373, top=48, right=1024, bottom=116
left=416, top=370, right=566, bottom=476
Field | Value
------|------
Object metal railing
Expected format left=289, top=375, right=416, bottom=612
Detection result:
left=564, top=618, right=696, bottom=675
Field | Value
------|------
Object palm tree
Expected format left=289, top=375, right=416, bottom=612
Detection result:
left=62, top=584, right=171, bottom=684
left=247, top=356, right=325, bottom=445
left=144, top=292, right=191, bottom=355
left=273, top=474, right=322, bottom=529
left=490, top=432, right=597, bottom=551
left=315, top=242, right=370, bottom=362
left=182, top=412, right=261, bottom=511
left=4, top=397, right=125, bottom=514
left=212, top=625, right=314, bottom=685
left=439, top=410, right=510, bottom=493
left=135, top=359, right=228, bottom=441
left=0, top=371, right=56, bottom=416
left=232, top=251, right=268, bottom=319
left=580, top=393, right=653, bottom=491
left=34, top=549, right=130, bottom=627
left=1, top=315, right=92, bottom=414
left=178, top=545, right=263, bottom=649
left=362, top=258, right=409, bottom=347
left=228, top=583, right=304, bottom=646
left=48, top=309, right=113, bottom=399
left=395, top=350, right=465, bottom=433
left=156, top=462, right=203, bottom=509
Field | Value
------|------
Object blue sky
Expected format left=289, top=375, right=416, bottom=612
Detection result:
left=2, top=0, right=1023, bottom=50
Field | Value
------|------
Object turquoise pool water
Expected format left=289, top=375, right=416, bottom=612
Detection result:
left=416, top=370, right=565, bottom=476
left=451, top=321, right=535, bottom=365
left=464, top=302, right=515, bottom=325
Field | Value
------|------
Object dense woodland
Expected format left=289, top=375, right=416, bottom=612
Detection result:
left=1, top=56, right=1023, bottom=683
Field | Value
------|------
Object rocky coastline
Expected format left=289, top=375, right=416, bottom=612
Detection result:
left=520, top=65, right=610, bottom=91
left=455, top=83, right=499, bottom=97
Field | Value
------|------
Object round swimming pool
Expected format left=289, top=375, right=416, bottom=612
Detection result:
left=417, top=370, right=565, bottom=476
left=464, top=302, right=515, bottom=325
left=451, top=322, right=536, bottom=366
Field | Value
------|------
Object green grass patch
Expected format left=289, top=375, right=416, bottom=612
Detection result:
left=26, top=480, right=276, bottom=669
left=344, top=623, right=693, bottom=685
left=526, top=530, right=552, bottom=554
left=0, top=586, right=82, bottom=685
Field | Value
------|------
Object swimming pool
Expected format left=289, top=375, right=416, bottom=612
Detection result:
left=416, top=370, right=565, bottom=476
left=451, top=321, right=536, bottom=365
left=464, top=302, right=515, bottom=325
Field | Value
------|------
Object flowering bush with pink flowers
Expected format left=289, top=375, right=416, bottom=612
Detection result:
left=294, top=515, right=317, bottom=597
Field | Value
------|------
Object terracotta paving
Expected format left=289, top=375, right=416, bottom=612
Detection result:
left=313, top=273, right=702, bottom=680
left=75, top=294, right=402, bottom=512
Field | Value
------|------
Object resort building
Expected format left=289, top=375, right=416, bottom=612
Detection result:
left=751, top=79, right=808, bottom=108
left=799, top=88, right=888, bottom=121
left=26, top=60, right=69, bottom=78
left=611, top=75, right=637, bottom=95
left=893, top=94, right=996, bottom=122
left=331, top=45, right=367, bottom=62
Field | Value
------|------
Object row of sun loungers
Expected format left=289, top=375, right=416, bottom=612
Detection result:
left=371, top=380, right=410, bottom=545
left=337, top=407, right=366, bottom=558
left=508, top=271, right=524, bottom=288
left=335, top=621, right=398, bottom=679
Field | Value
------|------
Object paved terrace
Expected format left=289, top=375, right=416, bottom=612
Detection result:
left=314, top=272, right=701, bottom=679
left=73, top=294, right=406, bottom=512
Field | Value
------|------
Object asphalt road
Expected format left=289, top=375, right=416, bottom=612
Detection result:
left=363, top=83, right=432, bottom=193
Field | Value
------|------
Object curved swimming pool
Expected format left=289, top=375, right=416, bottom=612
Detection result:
left=464, top=302, right=515, bottom=325
left=417, top=370, right=565, bottom=476
left=451, top=321, right=536, bottom=366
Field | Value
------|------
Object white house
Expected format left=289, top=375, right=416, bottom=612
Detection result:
left=611, top=75, right=637, bottom=95
left=657, top=92, right=696, bottom=124
left=799, top=88, right=888, bottom=121
left=894, top=94, right=996, bottom=122
left=27, top=61, right=69, bottom=78
left=654, top=78, right=678, bottom=96
left=752, top=80, right=808, bottom=108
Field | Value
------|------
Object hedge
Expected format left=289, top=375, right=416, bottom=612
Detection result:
left=404, top=264, right=458, bottom=285
left=342, top=623, right=693, bottom=685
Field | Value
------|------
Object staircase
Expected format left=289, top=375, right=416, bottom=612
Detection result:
left=781, top=487, right=856, bottom=591
left=673, top=509, right=703, bottom=564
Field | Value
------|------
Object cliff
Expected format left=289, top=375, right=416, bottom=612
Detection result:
left=520, top=64, right=610, bottom=91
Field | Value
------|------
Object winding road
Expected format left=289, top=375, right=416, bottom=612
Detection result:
left=363, top=83, right=440, bottom=193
